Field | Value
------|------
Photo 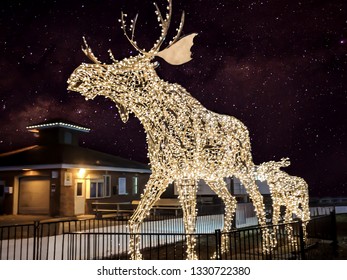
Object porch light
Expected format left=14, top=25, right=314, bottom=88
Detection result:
left=78, top=168, right=86, bottom=178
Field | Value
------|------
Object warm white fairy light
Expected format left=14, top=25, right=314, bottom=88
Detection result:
left=256, top=158, right=310, bottom=247
left=67, top=0, right=272, bottom=260
left=26, top=122, right=90, bottom=132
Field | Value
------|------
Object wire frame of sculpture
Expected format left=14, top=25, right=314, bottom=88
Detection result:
left=256, top=158, right=310, bottom=247
left=67, top=0, right=273, bottom=259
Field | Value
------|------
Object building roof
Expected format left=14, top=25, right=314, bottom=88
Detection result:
left=26, top=119, right=90, bottom=133
left=0, top=144, right=151, bottom=173
left=1, top=119, right=150, bottom=173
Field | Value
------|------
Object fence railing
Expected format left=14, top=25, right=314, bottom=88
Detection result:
left=66, top=232, right=217, bottom=260
left=0, top=217, right=129, bottom=260
left=0, top=212, right=340, bottom=260
left=65, top=221, right=309, bottom=260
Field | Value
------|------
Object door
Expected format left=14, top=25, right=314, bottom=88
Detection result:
left=19, top=177, right=50, bottom=214
left=74, top=179, right=85, bottom=215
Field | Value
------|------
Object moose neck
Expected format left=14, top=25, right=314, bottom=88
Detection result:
left=127, top=77, right=200, bottom=131
left=123, top=75, right=204, bottom=172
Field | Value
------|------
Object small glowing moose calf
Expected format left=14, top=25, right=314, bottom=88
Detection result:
left=67, top=0, right=272, bottom=259
left=256, top=158, right=310, bottom=247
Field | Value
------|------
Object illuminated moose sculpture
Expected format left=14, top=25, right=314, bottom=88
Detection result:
left=256, top=158, right=310, bottom=246
left=67, top=0, right=272, bottom=259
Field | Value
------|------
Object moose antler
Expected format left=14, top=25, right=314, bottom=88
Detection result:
left=279, top=157, right=291, bottom=168
left=81, top=36, right=102, bottom=64
left=120, top=12, right=144, bottom=54
left=151, top=0, right=173, bottom=53
left=121, top=0, right=181, bottom=54
left=120, top=0, right=196, bottom=64
left=81, top=0, right=196, bottom=66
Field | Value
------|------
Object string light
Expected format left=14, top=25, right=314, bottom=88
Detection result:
left=256, top=158, right=310, bottom=247
left=26, top=122, right=90, bottom=132
left=67, top=0, right=273, bottom=259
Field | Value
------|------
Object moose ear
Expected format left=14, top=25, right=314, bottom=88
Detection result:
left=280, top=157, right=291, bottom=167
left=155, top=33, right=198, bottom=65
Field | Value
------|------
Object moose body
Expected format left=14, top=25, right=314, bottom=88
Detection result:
left=257, top=158, right=310, bottom=246
left=68, top=0, right=271, bottom=259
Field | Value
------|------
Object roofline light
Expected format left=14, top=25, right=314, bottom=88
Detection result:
left=26, top=122, right=90, bottom=132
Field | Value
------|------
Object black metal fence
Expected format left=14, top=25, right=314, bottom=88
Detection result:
left=0, top=212, right=340, bottom=260
left=65, top=223, right=306, bottom=260
left=0, top=217, right=129, bottom=260
left=66, top=232, right=217, bottom=260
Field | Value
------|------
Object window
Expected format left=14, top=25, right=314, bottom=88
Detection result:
left=76, top=182, right=83, bottom=196
left=90, top=180, right=104, bottom=198
left=88, top=176, right=112, bottom=198
left=90, top=182, right=97, bottom=197
left=118, top=177, right=127, bottom=195
left=132, top=177, right=138, bottom=195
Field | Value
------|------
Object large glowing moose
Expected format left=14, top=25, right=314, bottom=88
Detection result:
left=256, top=158, right=310, bottom=247
left=67, top=0, right=272, bottom=259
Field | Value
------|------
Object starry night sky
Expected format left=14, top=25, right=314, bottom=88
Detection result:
left=0, top=0, right=346, bottom=197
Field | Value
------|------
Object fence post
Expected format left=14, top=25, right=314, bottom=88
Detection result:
left=32, top=220, right=40, bottom=260
left=298, top=220, right=306, bottom=260
left=330, top=210, right=338, bottom=257
left=215, top=229, right=222, bottom=260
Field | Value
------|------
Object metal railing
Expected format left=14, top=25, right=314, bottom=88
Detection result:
left=0, top=217, right=129, bottom=260
left=220, top=222, right=305, bottom=260
left=66, top=231, right=218, bottom=260
left=0, top=212, right=340, bottom=260
left=65, top=221, right=308, bottom=260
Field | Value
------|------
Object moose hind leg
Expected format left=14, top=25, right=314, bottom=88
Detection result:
left=176, top=179, right=198, bottom=260
left=129, top=177, right=168, bottom=260
left=283, top=208, right=297, bottom=249
left=206, top=179, right=237, bottom=256
left=301, top=200, right=311, bottom=241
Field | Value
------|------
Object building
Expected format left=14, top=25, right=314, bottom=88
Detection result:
left=0, top=120, right=151, bottom=216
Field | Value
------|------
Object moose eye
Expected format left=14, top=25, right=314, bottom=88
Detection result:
left=74, top=80, right=83, bottom=88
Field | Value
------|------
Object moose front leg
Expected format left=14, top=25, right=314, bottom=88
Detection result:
left=206, top=179, right=237, bottom=257
left=271, top=200, right=281, bottom=248
left=176, top=179, right=198, bottom=260
left=299, top=199, right=310, bottom=242
left=238, top=173, right=275, bottom=253
left=129, top=176, right=168, bottom=260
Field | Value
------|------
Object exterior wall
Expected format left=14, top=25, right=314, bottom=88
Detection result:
left=0, top=168, right=150, bottom=217
left=0, top=168, right=285, bottom=217
left=0, top=169, right=61, bottom=215
left=59, top=169, right=75, bottom=216
left=50, top=170, right=61, bottom=216
left=37, top=127, right=80, bottom=146
left=83, top=170, right=150, bottom=214
left=0, top=172, right=15, bottom=214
